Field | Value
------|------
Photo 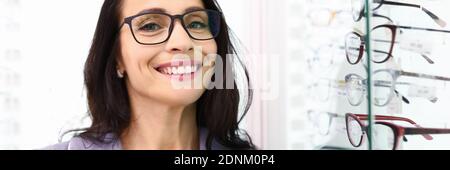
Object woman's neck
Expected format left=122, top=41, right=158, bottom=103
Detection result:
left=120, top=93, right=199, bottom=150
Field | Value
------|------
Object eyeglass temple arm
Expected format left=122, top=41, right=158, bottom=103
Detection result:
left=355, top=114, right=433, bottom=140
left=400, top=70, right=450, bottom=82
left=382, top=1, right=446, bottom=27
left=419, top=54, right=434, bottom=64
left=374, top=78, right=438, bottom=104
left=375, top=79, right=438, bottom=104
left=119, top=22, right=125, bottom=29
left=372, top=13, right=394, bottom=23
left=117, top=22, right=128, bottom=35
left=366, top=13, right=395, bottom=24
left=404, top=127, right=450, bottom=139
left=395, top=82, right=439, bottom=103
left=422, top=7, right=447, bottom=28
left=372, top=79, right=410, bottom=104
left=394, top=89, right=410, bottom=104
left=396, top=25, right=450, bottom=34
left=356, top=114, right=415, bottom=125
left=372, top=39, right=434, bottom=64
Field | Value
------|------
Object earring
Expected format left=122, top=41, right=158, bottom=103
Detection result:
left=117, top=70, right=124, bottom=78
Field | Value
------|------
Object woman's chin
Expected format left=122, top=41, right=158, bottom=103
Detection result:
left=146, top=67, right=210, bottom=105
left=153, top=88, right=206, bottom=106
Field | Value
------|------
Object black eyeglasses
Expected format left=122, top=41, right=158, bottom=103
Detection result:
left=345, top=24, right=450, bottom=65
left=351, top=0, right=447, bottom=27
left=120, top=9, right=222, bottom=45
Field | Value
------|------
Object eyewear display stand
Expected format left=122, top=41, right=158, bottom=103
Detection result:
left=304, top=0, right=450, bottom=150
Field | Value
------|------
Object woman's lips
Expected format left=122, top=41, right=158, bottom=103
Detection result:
left=154, top=60, right=202, bottom=81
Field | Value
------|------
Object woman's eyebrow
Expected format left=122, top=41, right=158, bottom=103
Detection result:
left=136, top=6, right=205, bottom=15
left=184, top=6, right=205, bottom=13
left=137, top=8, right=166, bottom=15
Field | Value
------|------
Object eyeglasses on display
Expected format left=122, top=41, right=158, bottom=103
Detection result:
left=346, top=113, right=450, bottom=150
left=345, top=24, right=450, bottom=65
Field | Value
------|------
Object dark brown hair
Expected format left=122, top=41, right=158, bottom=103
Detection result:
left=76, top=0, right=254, bottom=150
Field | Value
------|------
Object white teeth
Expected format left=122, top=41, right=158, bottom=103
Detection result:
left=171, top=67, right=178, bottom=74
left=178, top=67, right=184, bottom=74
left=159, top=65, right=201, bottom=75
left=185, top=66, right=192, bottom=73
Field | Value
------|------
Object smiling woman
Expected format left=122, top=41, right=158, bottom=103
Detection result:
left=42, top=0, right=255, bottom=150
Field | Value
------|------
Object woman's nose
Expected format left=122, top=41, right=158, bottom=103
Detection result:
left=165, top=21, right=194, bottom=53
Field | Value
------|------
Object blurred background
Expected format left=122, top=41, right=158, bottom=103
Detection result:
left=2, top=0, right=450, bottom=150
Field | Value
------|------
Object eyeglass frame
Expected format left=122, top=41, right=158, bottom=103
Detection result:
left=119, top=9, right=222, bottom=45
left=306, top=43, right=345, bottom=70
left=307, top=78, right=347, bottom=102
left=345, top=24, right=450, bottom=65
left=344, top=69, right=446, bottom=107
left=344, top=73, right=411, bottom=107
left=345, top=113, right=450, bottom=150
left=352, top=0, right=446, bottom=27
left=371, top=69, right=446, bottom=103
left=307, top=8, right=395, bottom=27
left=307, top=110, right=343, bottom=135
left=374, top=69, right=450, bottom=83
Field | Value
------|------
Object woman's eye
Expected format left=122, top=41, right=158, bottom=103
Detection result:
left=139, top=23, right=162, bottom=31
left=187, top=21, right=208, bottom=29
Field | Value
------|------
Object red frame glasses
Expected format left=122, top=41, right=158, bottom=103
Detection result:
left=345, top=113, right=450, bottom=150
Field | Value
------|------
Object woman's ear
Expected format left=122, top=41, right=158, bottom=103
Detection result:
left=116, top=56, right=125, bottom=78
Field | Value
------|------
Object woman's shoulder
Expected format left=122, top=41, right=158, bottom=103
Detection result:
left=41, top=128, right=233, bottom=150
left=41, top=134, right=121, bottom=150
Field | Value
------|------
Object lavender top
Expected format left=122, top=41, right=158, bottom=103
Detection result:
left=42, top=128, right=228, bottom=150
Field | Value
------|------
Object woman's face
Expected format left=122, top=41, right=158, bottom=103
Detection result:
left=118, top=0, right=217, bottom=106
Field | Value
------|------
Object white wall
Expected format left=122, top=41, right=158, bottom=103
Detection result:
left=1, top=0, right=103, bottom=149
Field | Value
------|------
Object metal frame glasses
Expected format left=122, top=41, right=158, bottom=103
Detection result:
left=344, top=69, right=448, bottom=106
left=344, top=73, right=408, bottom=107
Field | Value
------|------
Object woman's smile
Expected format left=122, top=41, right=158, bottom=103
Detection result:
left=152, top=59, right=203, bottom=81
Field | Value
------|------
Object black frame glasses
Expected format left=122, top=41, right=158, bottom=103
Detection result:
left=352, top=0, right=447, bottom=27
left=119, top=9, right=222, bottom=45
left=345, top=24, right=450, bottom=65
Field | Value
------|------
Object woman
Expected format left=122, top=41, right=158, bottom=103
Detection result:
left=43, top=0, right=255, bottom=150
